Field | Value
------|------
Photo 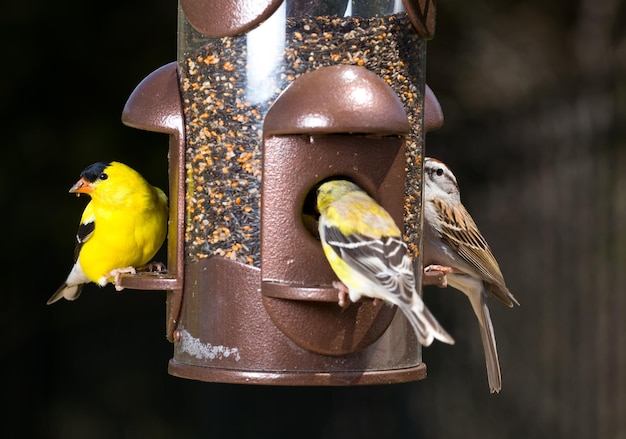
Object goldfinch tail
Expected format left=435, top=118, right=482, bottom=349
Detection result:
left=400, top=299, right=455, bottom=347
left=47, top=283, right=84, bottom=305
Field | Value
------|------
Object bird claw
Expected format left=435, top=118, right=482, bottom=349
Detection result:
left=138, top=261, right=167, bottom=273
left=106, top=267, right=137, bottom=291
left=332, top=281, right=351, bottom=308
left=423, top=264, right=456, bottom=288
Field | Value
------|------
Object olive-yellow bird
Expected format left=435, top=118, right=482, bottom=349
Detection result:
left=317, top=180, right=454, bottom=347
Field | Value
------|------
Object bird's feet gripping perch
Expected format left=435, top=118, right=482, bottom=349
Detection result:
left=138, top=261, right=167, bottom=273
left=332, top=281, right=382, bottom=308
left=423, top=264, right=460, bottom=288
left=102, top=263, right=167, bottom=292
left=104, top=267, right=137, bottom=291
left=333, top=281, right=351, bottom=308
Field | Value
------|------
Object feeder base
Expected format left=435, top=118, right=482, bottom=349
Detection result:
left=168, top=360, right=426, bottom=386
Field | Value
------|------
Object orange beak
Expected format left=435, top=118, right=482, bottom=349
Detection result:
left=69, top=178, right=94, bottom=195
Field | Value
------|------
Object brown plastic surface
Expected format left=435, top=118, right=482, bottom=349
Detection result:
left=424, top=83, right=444, bottom=132
left=169, top=361, right=427, bottom=386
left=403, top=0, right=436, bottom=38
left=169, top=257, right=425, bottom=385
left=422, top=269, right=448, bottom=286
left=116, top=70, right=443, bottom=345
left=181, top=0, right=435, bottom=39
left=121, top=5, right=440, bottom=383
left=120, top=62, right=185, bottom=342
left=180, top=0, right=283, bottom=37
left=260, top=65, right=410, bottom=355
left=261, top=135, right=408, bottom=354
left=264, top=65, right=411, bottom=136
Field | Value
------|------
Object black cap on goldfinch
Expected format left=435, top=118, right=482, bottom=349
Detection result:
left=69, top=161, right=110, bottom=195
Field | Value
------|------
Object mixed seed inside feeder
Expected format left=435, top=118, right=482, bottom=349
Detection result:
left=181, top=13, right=425, bottom=266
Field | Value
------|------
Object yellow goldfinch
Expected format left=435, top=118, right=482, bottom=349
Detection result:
left=48, top=161, right=169, bottom=305
left=317, top=180, right=454, bottom=347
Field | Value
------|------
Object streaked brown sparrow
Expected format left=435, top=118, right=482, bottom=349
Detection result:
left=423, top=157, right=519, bottom=393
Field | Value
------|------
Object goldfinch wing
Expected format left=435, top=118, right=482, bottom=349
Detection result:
left=433, top=198, right=518, bottom=306
left=47, top=205, right=94, bottom=305
left=74, top=204, right=95, bottom=262
left=324, top=222, right=456, bottom=346
left=322, top=223, right=416, bottom=304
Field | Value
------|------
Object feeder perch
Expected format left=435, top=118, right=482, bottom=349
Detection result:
left=121, top=0, right=443, bottom=385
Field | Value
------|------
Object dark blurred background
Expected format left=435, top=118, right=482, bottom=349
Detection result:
left=2, top=0, right=625, bottom=438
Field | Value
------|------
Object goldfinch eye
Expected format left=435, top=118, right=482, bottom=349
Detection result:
left=99, top=173, right=108, bottom=180
left=436, top=168, right=444, bottom=176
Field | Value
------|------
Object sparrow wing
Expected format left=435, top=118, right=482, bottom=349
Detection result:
left=433, top=198, right=519, bottom=307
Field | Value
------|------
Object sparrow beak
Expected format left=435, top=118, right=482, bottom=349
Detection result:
left=69, top=178, right=94, bottom=195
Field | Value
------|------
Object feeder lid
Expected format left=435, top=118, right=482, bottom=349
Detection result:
left=180, top=0, right=283, bottom=37
left=264, top=65, right=410, bottom=137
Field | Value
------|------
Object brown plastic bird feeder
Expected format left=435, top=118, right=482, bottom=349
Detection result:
left=120, top=0, right=444, bottom=385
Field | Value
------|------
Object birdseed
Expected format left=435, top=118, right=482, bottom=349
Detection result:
left=181, top=13, right=425, bottom=266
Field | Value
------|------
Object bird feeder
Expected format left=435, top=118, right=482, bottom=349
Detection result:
left=121, top=0, right=444, bottom=385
